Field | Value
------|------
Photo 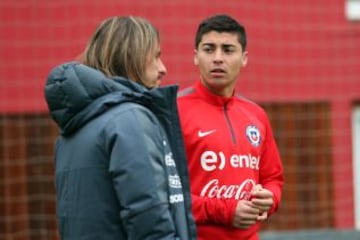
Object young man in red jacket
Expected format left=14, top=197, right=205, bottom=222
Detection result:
left=177, top=14, right=284, bottom=240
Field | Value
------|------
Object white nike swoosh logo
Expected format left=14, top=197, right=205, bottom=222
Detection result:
left=198, top=129, right=216, bottom=138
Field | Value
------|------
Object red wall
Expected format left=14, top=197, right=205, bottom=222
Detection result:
left=1, top=0, right=359, bottom=111
left=1, top=0, right=359, bottom=228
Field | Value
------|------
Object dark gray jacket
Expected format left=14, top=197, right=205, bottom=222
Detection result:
left=44, top=62, right=197, bottom=240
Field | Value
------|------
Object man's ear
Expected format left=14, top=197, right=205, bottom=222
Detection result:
left=194, top=49, right=199, bottom=66
left=242, top=51, right=248, bottom=67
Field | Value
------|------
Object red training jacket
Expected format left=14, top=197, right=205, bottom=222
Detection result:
left=177, top=80, right=284, bottom=240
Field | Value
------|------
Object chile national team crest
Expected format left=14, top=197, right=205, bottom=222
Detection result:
left=246, top=125, right=261, bottom=147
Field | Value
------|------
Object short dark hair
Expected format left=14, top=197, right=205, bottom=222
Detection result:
left=195, top=14, right=247, bottom=51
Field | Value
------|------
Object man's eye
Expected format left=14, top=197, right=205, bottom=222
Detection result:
left=203, top=48, right=213, bottom=53
left=224, top=48, right=234, bottom=53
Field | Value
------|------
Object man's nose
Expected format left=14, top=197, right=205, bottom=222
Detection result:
left=213, top=49, right=224, bottom=63
left=159, top=60, right=167, bottom=76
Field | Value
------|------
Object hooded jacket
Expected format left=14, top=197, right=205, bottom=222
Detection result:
left=44, top=62, right=197, bottom=240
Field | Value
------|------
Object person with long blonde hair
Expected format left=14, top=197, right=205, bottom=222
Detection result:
left=44, top=16, right=197, bottom=240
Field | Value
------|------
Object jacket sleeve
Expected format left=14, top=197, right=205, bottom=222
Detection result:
left=259, top=114, right=284, bottom=215
left=104, top=106, right=178, bottom=240
left=191, top=194, right=238, bottom=226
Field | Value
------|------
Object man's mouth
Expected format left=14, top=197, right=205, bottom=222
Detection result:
left=210, top=68, right=226, bottom=77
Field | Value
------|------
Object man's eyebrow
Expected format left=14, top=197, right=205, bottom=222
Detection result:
left=201, top=43, right=237, bottom=48
left=154, top=50, right=161, bottom=57
left=222, top=44, right=237, bottom=48
left=202, top=43, right=216, bottom=47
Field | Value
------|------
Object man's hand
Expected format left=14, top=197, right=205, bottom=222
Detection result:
left=232, top=184, right=274, bottom=228
left=250, top=184, right=274, bottom=221
left=232, top=200, right=260, bottom=229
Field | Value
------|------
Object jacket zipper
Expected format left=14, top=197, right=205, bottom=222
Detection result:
left=223, top=103, right=237, bottom=145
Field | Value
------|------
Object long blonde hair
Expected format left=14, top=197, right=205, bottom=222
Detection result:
left=82, top=16, right=160, bottom=85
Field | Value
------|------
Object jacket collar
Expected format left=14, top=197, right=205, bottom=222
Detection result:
left=45, top=62, right=178, bottom=135
left=195, top=80, right=234, bottom=107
